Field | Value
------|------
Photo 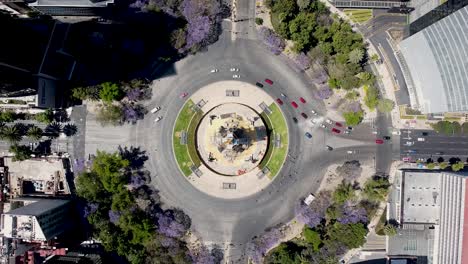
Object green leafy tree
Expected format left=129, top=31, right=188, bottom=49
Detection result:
left=92, top=151, right=130, bottom=192
left=377, top=99, right=395, bottom=113
left=9, top=144, right=32, bottom=161
left=370, top=53, right=379, bottom=62
left=1, top=125, right=23, bottom=143
left=272, top=0, right=297, bottom=21
left=426, top=163, right=436, bottom=169
left=303, top=227, right=321, bottom=252
left=451, top=161, right=465, bottom=172
left=265, top=242, right=302, bottom=264
left=26, top=125, right=43, bottom=141
left=35, top=108, right=54, bottom=124
left=96, top=105, right=123, bottom=126
left=431, top=121, right=459, bottom=135
left=364, top=85, right=379, bottom=110
left=439, top=162, right=450, bottom=169
left=71, top=86, right=97, bottom=101
left=383, top=224, right=397, bottom=236
left=343, top=111, right=363, bottom=126
left=0, top=110, right=16, bottom=123
left=363, top=178, right=390, bottom=202
left=326, top=222, right=367, bottom=249
left=170, top=28, right=187, bottom=50
left=333, top=182, right=355, bottom=204
left=255, top=17, right=264, bottom=25
left=99, top=82, right=123, bottom=103
left=358, top=72, right=376, bottom=86
left=76, top=171, right=109, bottom=203
left=348, top=48, right=364, bottom=64
left=297, top=0, right=310, bottom=10
left=289, top=12, right=317, bottom=52
left=462, top=122, right=468, bottom=134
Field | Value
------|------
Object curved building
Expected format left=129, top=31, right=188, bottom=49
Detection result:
left=398, top=5, right=468, bottom=114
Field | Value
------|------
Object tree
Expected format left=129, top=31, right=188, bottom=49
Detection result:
left=343, top=111, right=363, bottom=126
left=337, top=202, right=368, bottom=224
left=1, top=125, right=23, bottom=143
left=272, top=0, right=297, bottom=21
left=326, top=222, right=367, bottom=249
left=99, top=82, right=123, bottom=103
left=363, top=178, right=390, bottom=202
left=26, top=125, right=43, bottom=141
left=76, top=171, right=109, bottom=203
left=426, top=162, right=436, bottom=169
left=333, top=182, right=355, bottom=204
left=0, top=110, right=16, bottom=123
left=35, top=108, right=54, bottom=124
left=45, top=122, right=62, bottom=139
left=295, top=52, right=311, bottom=71
left=62, top=123, right=77, bottom=137
left=255, top=18, right=264, bottom=25
left=439, top=161, right=450, bottom=169
left=364, top=85, right=379, bottom=110
left=383, top=224, right=397, bottom=236
left=303, top=227, right=321, bottom=252
left=96, top=105, right=123, bottom=126
left=431, top=121, right=458, bottom=135
left=451, top=161, right=465, bottom=172
left=265, top=242, right=302, bottom=264
left=92, top=150, right=130, bottom=192
left=9, top=144, right=32, bottom=161
left=258, top=27, right=286, bottom=55
left=377, top=99, right=395, bottom=113
left=288, top=12, right=317, bottom=52
left=297, top=0, right=310, bottom=10
left=348, top=48, right=364, bottom=64
left=170, top=28, right=187, bottom=50
left=71, top=86, right=99, bottom=101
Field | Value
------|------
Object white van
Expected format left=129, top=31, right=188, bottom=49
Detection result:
left=417, top=138, right=425, bottom=142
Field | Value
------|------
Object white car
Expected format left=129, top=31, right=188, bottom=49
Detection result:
left=405, top=141, right=414, bottom=146
left=210, top=69, right=218, bottom=73
left=320, top=123, right=326, bottom=128
left=372, top=131, right=378, bottom=134
left=311, top=110, right=317, bottom=115
left=154, top=116, right=163, bottom=122
left=281, top=93, right=286, bottom=97
left=310, top=119, right=317, bottom=124
left=344, top=130, right=350, bottom=134
left=232, top=75, right=240, bottom=79
left=347, top=150, right=355, bottom=154
left=392, top=131, right=401, bottom=135
left=230, top=68, right=239, bottom=72
left=150, top=106, right=161, bottom=113
left=325, top=119, right=333, bottom=124
left=417, top=137, right=425, bottom=142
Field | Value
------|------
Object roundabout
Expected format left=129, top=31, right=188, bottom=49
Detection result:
left=171, top=81, right=289, bottom=198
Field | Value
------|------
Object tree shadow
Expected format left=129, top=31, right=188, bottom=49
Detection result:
left=118, top=145, right=148, bottom=169
left=63, top=123, right=78, bottom=137
left=45, top=122, right=62, bottom=139
left=449, top=157, right=461, bottom=164
left=437, top=157, right=445, bottom=163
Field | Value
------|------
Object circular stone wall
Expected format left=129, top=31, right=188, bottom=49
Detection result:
left=196, top=103, right=268, bottom=176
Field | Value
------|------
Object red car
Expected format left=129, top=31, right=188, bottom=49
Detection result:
left=375, top=139, right=384, bottom=144
left=180, top=92, right=188, bottom=98
left=265, top=79, right=273, bottom=85
left=276, top=98, right=283, bottom=105
left=301, top=112, right=308, bottom=119
left=335, top=122, right=343, bottom=127
left=299, top=97, right=306, bottom=103
left=332, top=128, right=341, bottom=134
left=291, top=101, right=298, bottom=108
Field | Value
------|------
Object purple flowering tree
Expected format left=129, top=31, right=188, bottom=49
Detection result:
left=83, top=203, right=99, bottom=218
left=189, top=245, right=216, bottom=264
left=129, top=174, right=146, bottom=189
left=247, top=227, right=284, bottom=263
left=156, top=212, right=188, bottom=238
left=74, top=159, right=86, bottom=174
left=314, top=87, right=333, bottom=100
left=186, top=16, right=211, bottom=48
left=295, top=52, right=311, bottom=71
left=258, top=27, right=286, bottom=55
left=108, top=210, right=121, bottom=224
left=337, top=202, right=368, bottom=224
left=346, top=101, right=362, bottom=113
left=295, top=202, right=323, bottom=228
left=126, top=89, right=142, bottom=102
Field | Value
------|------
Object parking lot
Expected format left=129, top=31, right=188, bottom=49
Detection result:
left=400, top=129, right=468, bottom=162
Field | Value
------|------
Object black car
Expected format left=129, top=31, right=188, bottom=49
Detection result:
left=384, top=136, right=391, bottom=140
left=347, top=126, right=353, bottom=130
left=255, top=82, right=264, bottom=88
left=422, top=132, right=428, bottom=136
left=292, top=117, right=298, bottom=123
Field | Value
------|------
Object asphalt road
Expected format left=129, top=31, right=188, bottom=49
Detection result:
left=82, top=4, right=394, bottom=262
left=400, top=129, right=468, bottom=162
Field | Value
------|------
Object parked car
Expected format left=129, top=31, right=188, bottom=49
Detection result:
left=310, top=119, right=317, bottom=124
left=280, top=93, right=286, bottom=97
left=325, top=119, right=333, bottom=125
left=320, top=123, right=326, bottom=128
left=230, top=68, right=239, bottom=72
left=155, top=116, right=163, bottom=122
left=422, top=132, right=428, bottom=136
left=384, top=136, right=391, bottom=140
left=305, top=132, right=312, bottom=139
left=265, top=78, right=273, bottom=85
left=375, top=139, right=384, bottom=144
left=347, top=126, right=353, bottom=130
left=304, top=194, right=315, bottom=205
left=344, top=130, right=350, bottom=134
left=347, top=150, right=355, bottom=154
left=402, top=157, right=411, bottom=162
left=276, top=98, right=283, bottom=105
left=417, top=138, right=425, bottom=141
left=326, top=145, right=333, bottom=151
left=150, top=106, right=161, bottom=113
left=311, top=110, right=317, bottom=115
left=232, top=74, right=240, bottom=79
left=335, top=122, right=343, bottom=127
left=332, top=128, right=341, bottom=134
left=404, top=141, right=414, bottom=146
left=392, top=130, right=401, bottom=135
left=291, top=101, right=298, bottom=108
left=256, top=82, right=264, bottom=88
left=210, top=69, right=218, bottom=73
left=292, top=117, right=298, bottom=123
left=301, top=113, right=308, bottom=119
left=299, top=97, right=306, bottom=103
left=180, top=92, right=188, bottom=98
left=435, top=152, right=444, bottom=155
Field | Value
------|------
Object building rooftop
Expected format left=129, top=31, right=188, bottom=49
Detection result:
left=402, top=171, right=440, bottom=224
left=387, top=226, right=434, bottom=259
left=5, top=199, right=69, bottom=216
left=29, top=0, right=114, bottom=7
left=399, top=6, right=468, bottom=113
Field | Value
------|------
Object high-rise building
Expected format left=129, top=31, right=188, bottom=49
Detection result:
left=1, top=0, right=115, bottom=17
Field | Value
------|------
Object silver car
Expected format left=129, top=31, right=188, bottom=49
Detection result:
left=154, top=116, right=163, bottom=122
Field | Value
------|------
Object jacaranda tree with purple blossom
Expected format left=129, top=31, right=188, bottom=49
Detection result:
left=258, top=27, right=286, bottom=55
left=156, top=212, right=189, bottom=238
left=337, top=202, right=368, bottom=224
left=247, top=227, right=284, bottom=263
left=108, top=209, right=122, bottom=224
left=295, top=52, right=311, bottom=71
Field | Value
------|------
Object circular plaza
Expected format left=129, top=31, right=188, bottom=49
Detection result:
left=172, top=81, right=289, bottom=198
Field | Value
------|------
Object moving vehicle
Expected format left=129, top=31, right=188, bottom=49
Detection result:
left=335, top=122, right=343, bottom=127
left=210, top=69, right=218, bottom=73
left=347, top=126, right=353, bottom=130
left=435, top=151, right=444, bottom=155
left=230, top=68, right=239, bottom=72
left=292, top=117, right=298, bottom=123
left=301, top=113, right=308, bottom=119
left=402, top=157, right=411, bottom=162
left=150, top=106, right=161, bottom=113
left=375, top=139, right=384, bottom=144
left=305, top=132, right=312, bottom=139
left=304, top=194, right=315, bottom=205
left=180, top=92, right=188, bottom=98
left=256, top=82, right=264, bottom=88
left=265, top=79, right=273, bottom=85
left=404, top=141, right=414, bottom=146
left=422, top=132, right=428, bottom=136
left=311, top=110, right=317, bottom=115
left=347, top=150, right=355, bottom=154
left=326, top=145, right=333, bottom=151
left=299, top=97, right=306, bottom=103
left=325, top=119, right=333, bottom=125
left=417, top=138, right=425, bottom=142
left=392, top=131, right=401, bottom=135
left=281, top=93, right=286, bottom=97
left=310, top=119, right=317, bottom=124
left=384, top=136, right=391, bottom=140
left=276, top=98, right=283, bottom=105
left=320, top=123, right=326, bottom=128
left=332, top=128, right=341, bottom=134
left=344, top=130, right=350, bottom=134
left=291, top=101, right=298, bottom=108
left=372, top=131, right=378, bottom=134
left=232, top=75, right=240, bottom=79
left=154, top=116, right=163, bottom=122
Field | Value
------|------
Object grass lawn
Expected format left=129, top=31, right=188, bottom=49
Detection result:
left=344, top=9, right=373, bottom=24
left=375, top=208, right=387, bottom=236
left=173, top=100, right=202, bottom=176
left=259, top=103, right=288, bottom=178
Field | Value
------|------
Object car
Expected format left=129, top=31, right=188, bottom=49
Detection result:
left=150, top=106, right=161, bottom=113
left=299, top=97, right=306, bottom=103
left=230, top=68, right=239, bottom=72
left=404, top=141, right=414, bottom=146
left=326, top=145, right=333, bottom=151
left=281, top=93, right=286, bottom=97
left=320, top=123, right=326, bottom=128
left=335, top=122, right=343, bottom=127
left=417, top=137, right=425, bottom=142
left=180, top=92, right=188, bottom=98
left=310, top=119, right=317, bottom=124
left=344, top=130, right=350, bottom=134
left=255, top=82, right=264, bottom=88
left=305, top=132, right=312, bottom=139
left=372, top=131, right=378, bottom=135
left=210, top=69, right=218, bottom=73
left=375, top=139, right=384, bottom=144
left=422, top=132, right=428, bottom=136
left=332, top=128, right=341, bottom=134
left=347, top=126, right=353, bottom=130
left=232, top=74, right=240, bottom=78
left=311, top=110, right=317, bottom=115
left=392, top=131, right=401, bottom=135
left=435, top=151, right=444, bottom=155
left=384, top=136, right=391, bottom=140
left=347, top=150, right=355, bottom=154
left=402, top=157, right=411, bottom=162
left=304, top=194, right=315, bottom=205
left=301, top=113, right=308, bottom=119
left=265, top=79, right=273, bottom=85
left=276, top=98, right=283, bottom=105
left=154, top=116, right=163, bottom=122
left=292, top=117, right=298, bottom=123
left=325, top=119, right=333, bottom=125
left=291, top=101, right=298, bottom=108
left=407, top=149, right=417, bottom=153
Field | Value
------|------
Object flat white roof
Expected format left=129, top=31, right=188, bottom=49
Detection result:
left=402, top=171, right=440, bottom=224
